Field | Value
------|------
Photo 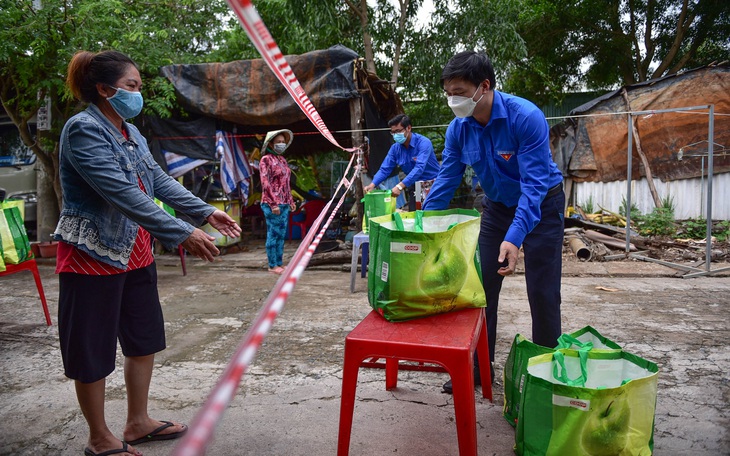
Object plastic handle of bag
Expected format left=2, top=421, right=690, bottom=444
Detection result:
left=393, top=212, right=405, bottom=231
left=414, top=210, right=424, bottom=233
left=552, top=348, right=589, bottom=387
left=556, top=334, right=594, bottom=350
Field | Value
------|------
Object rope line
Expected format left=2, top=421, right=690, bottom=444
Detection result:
left=152, top=109, right=729, bottom=142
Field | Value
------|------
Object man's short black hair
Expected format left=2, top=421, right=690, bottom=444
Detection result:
left=440, top=51, right=496, bottom=91
left=388, top=114, right=411, bottom=128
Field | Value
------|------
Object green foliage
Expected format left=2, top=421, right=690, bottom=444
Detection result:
left=580, top=195, right=595, bottom=214
left=289, top=157, right=321, bottom=195
left=714, top=221, right=730, bottom=242
left=636, top=207, right=676, bottom=236
left=211, top=0, right=528, bottom=135
left=312, top=149, right=351, bottom=197
left=5, top=0, right=726, bottom=228
left=0, top=0, right=233, bottom=207
left=208, top=0, right=363, bottom=62
left=680, top=219, right=730, bottom=242
left=681, top=218, right=710, bottom=239
left=505, top=0, right=730, bottom=102
left=1, top=0, right=231, bottom=125
left=632, top=193, right=677, bottom=236
left=398, top=0, right=527, bottom=129
left=619, top=196, right=641, bottom=221
left=660, top=193, right=675, bottom=212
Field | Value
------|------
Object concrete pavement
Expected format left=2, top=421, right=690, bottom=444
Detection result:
left=0, top=241, right=728, bottom=455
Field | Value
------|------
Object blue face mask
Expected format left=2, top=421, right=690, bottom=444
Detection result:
left=393, top=132, right=407, bottom=144
left=108, top=87, right=144, bottom=119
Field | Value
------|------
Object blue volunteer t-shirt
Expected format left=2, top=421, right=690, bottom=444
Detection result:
left=423, top=90, right=563, bottom=247
left=372, top=132, right=440, bottom=188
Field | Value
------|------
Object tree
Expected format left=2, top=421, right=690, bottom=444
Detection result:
left=212, top=0, right=526, bottom=126
left=209, top=0, right=364, bottom=62
left=391, top=0, right=527, bottom=150
left=506, top=0, right=730, bottom=105
left=0, top=0, right=232, bottom=238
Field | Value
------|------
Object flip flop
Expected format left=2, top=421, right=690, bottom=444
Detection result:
left=84, top=441, right=135, bottom=456
left=125, top=421, right=188, bottom=446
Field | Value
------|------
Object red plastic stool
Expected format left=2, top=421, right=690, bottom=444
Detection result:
left=0, top=259, right=52, bottom=326
left=337, top=308, right=492, bottom=456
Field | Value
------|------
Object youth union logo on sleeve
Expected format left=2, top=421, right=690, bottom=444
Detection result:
left=498, top=150, right=515, bottom=161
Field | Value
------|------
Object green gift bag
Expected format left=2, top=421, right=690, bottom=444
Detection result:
left=361, top=190, right=396, bottom=233
left=367, top=209, right=485, bottom=322
left=0, top=206, right=31, bottom=264
left=1, top=200, right=26, bottom=223
left=503, top=327, right=622, bottom=427
left=516, top=349, right=658, bottom=456
left=0, top=228, right=5, bottom=272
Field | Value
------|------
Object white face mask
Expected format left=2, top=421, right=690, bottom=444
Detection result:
left=273, top=143, right=287, bottom=154
left=447, top=85, right=484, bottom=118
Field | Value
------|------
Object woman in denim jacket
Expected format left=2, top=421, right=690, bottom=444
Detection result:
left=53, top=50, right=241, bottom=456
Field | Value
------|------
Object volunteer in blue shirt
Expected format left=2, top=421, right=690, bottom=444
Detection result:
left=364, top=114, right=440, bottom=210
left=423, top=51, right=564, bottom=394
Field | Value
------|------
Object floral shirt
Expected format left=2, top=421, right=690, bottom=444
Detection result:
left=259, top=153, right=294, bottom=206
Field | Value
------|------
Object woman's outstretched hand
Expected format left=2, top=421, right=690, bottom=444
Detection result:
left=207, top=209, right=242, bottom=238
left=181, top=228, right=220, bottom=262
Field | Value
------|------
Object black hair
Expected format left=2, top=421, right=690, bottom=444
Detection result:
left=66, top=50, right=138, bottom=104
left=440, top=51, right=496, bottom=91
left=388, top=114, right=411, bottom=128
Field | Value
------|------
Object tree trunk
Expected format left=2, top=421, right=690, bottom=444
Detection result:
left=349, top=0, right=376, bottom=74
left=36, top=160, right=59, bottom=242
left=35, top=130, right=60, bottom=242
left=349, top=94, right=364, bottom=230
left=390, top=0, right=410, bottom=86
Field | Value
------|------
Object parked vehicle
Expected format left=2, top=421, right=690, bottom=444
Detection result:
left=0, top=123, right=37, bottom=239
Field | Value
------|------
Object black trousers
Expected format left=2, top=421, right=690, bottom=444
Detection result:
left=478, top=187, right=565, bottom=363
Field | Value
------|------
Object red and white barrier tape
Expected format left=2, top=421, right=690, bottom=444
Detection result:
left=225, top=0, right=355, bottom=152
left=173, top=155, right=361, bottom=456
left=171, top=2, right=368, bottom=453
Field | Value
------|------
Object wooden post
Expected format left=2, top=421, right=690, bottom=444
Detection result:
left=622, top=89, right=662, bottom=208
left=350, top=65, right=365, bottom=230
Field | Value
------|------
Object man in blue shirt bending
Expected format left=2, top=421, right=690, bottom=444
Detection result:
left=364, top=114, right=440, bottom=210
left=423, top=51, right=564, bottom=393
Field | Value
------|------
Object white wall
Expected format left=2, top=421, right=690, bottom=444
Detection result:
left=573, top=172, right=729, bottom=220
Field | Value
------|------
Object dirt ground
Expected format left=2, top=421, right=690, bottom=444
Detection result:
left=0, top=239, right=728, bottom=455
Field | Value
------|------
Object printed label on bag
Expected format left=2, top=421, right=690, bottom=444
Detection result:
left=553, top=395, right=590, bottom=411
left=519, top=374, right=525, bottom=393
left=390, top=242, right=422, bottom=254
left=381, top=261, right=389, bottom=281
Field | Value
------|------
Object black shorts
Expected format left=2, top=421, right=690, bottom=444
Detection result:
left=58, top=263, right=166, bottom=383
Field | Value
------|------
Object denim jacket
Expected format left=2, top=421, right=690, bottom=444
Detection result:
left=53, top=104, right=215, bottom=269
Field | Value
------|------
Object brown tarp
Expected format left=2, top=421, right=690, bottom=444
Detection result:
left=157, top=45, right=402, bottom=158
left=550, top=64, right=730, bottom=182
left=160, top=45, right=359, bottom=127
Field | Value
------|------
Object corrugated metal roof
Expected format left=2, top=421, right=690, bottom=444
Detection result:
left=541, top=92, right=603, bottom=127
left=550, top=63, right=730, bottom=183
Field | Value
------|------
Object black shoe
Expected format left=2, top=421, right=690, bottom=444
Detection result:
left=441, top=364, right=494, bottom=394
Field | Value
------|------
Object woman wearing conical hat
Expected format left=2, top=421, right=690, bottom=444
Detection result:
left=259, top=129, right=296, bottom=274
